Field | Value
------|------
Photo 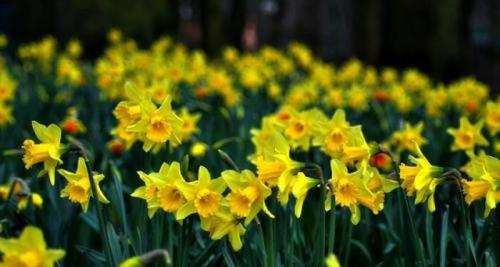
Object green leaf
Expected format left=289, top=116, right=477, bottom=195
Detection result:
left=439, top=208, right=449, bottom=267
left=75, top=245, right=106, bottom=267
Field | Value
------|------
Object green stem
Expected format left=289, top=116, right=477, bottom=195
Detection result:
left=83, top=157, right=115, bottom=267
left=457, top=184, right=477, bottom=266
left=303, top=163, right=326, bottom=266
left=256, top=219, right=268, bottom=266
left=327, top=197, right=336, bottom=254
left=386, top=149, right=426, bottom=266
left=266, top=198, right=276, bottom=267
left=342, top=221, right=352, bottom=267
left=400, top=184, right=426, bottom=265
left=317, top=180, right=326, bottom=266
left=445, top=169, right=477, bottom=266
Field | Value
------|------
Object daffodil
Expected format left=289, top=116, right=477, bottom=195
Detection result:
left=461, top=152, right=500, bottom=217
left=0, top=70, right=17, bottom=102
left=0, top=102, right=14, bottom=126
left=447, top=117, right=488, bottom=151
left=346, top=84, right=369, bottom=112
left=66, top=39, right=82, bottom=58
left=250, top=116, right=280, bottom=160
left=154, top=162, right=186, bottom=214
left=279, top=107, right=326, bottom=151
left=22, top=121, right=65, bottom=185
left=0, top=226, right=65, bottom=267
left=127, top=95, right=184, bottom=152
left=363, top=164, right=399, bottom=194
left=222, top=169, right=274, bottom=224
left=111, top=83, right=156, bottom=150
left=177, top=107, right=201, bottom=143
left=314, top=109, right=371, bottom=163
left=200, top=206, right=246, bottom=251
left=424, top=86, right=449, bottom=118
left=59, top=157, right=109, bottom=212
left=175, top=166, right=226, bottom=220
left=399, top=143, right=444, bottom=212
left=253, top=132, right=304, bottom=187
left=56, top=56, right=84, bottom=86
left=327, top=159, right=386, bottom=224
left=388, top=122, right=427, bottom=154
left=314, top=109, right=351, bottom=156
left=484, top=101, right=500, bottom=135
left=131, top=162, right=186, bottom=218
left=339, top=128, right=371, bottom=164
left=448, top=78, right=489, bottom=114
left=289, top=172, right=318, bottom=217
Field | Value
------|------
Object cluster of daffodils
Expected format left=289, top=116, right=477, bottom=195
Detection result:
left=132, top=161, right=274, bottom=250
left=21, top=121, right=108, bottom=212
left=17, top=37, right=85, bottom=87
left=251, top=108, right=398, bottom=224
left=10, top=32, right=500, bottom=125
left=3, top=30, right=500, bottom=263
left=110, top=82, right=200, bottom=153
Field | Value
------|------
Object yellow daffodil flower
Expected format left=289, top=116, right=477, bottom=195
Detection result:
left=175, top=166, right=226, bottom=220
left=127, top=95, right=184, bottom=152
left=327, top=159, right=385, bottom=224
left=131, top=162, right=186, bottom=218
left=289, top=172, right=318, bottom=217
left=461, top=152, right=500, bottom=217
left=154, top=162, right=186, bottom=214
left=484, top=101, right=500, bottom=135
left=280, top=108, right=326, bottom=151
left=222, top=169, right=274, bottom=224
left=22, top=121, right=65, bottom=185
left=0, top=226, right=65, bottom=267
left=200, top=206, right=246, bottom=251
left=399, top=143, right=444, bottom=212
left=253, top=132, right=303, bottom=187
left=59, top=157, right=109, bottom=212
left=447, top=117, right=488, bottom=151
left=177, top=107, right=201, bottom=143
left=388, top=122, right=427, bottom=154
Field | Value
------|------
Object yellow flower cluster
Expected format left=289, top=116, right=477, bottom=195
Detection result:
left=251, top=108, right=398, bottom=224
left=17, top=37, right=84, bottom=87
left=111, top=82, right=200, bottom=153
left=21, top=121, right=108, bottom=212
left=18, top=37, right=57, bottom=71
left=132, top=161, right=276, bottom=251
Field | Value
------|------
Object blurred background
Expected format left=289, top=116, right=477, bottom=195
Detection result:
left=1, top=0, right=500, bottom=92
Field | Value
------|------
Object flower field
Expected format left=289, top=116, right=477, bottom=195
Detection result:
left=0, top=30, right=499, bottom=267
